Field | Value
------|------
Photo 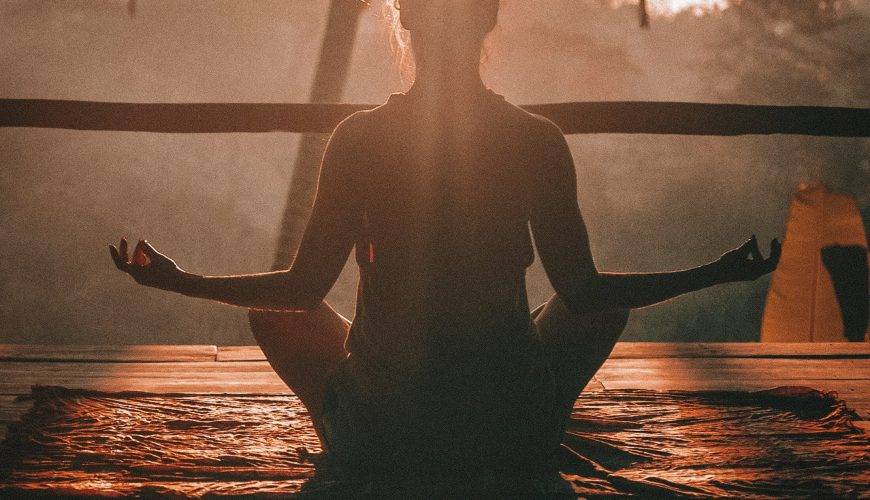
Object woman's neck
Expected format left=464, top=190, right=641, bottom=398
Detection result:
left=412, top=66, right=484, bottom=95
left=409, top=40, right=487, bottom=100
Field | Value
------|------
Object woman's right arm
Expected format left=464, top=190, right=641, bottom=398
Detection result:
left=528, top=119, right=780, bottom=316
left=110, top=115, right=364, bottom=312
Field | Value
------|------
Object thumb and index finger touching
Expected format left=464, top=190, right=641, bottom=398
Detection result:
left=745, top=234, right=783, bottom=275
left=109, top=238, right=155, bottom=271
left=132, top=240, right=153, bottom=266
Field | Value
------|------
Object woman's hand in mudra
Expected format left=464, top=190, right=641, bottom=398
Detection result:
left=715, top=235, right=782, bottom=283
left=109, top=238, right=183, bottom=291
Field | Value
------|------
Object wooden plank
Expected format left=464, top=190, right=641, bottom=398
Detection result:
left=849, top=403, right=870, bottom=420
left=0, top=361, right=276, bottom=375
left=0, top=361, right=282, bottom=395
left=218, top=343, right=870, bottom=362
left=0, top=377, right=291, bottom=396
left=0, top=361, right=280, bottom=394
left=1, top=346, right=866, bottom=418
left=2, top=99, right=867, bottom=137
left=594, top=377, right=869, bottom=394
left=0, top=360, right=603, bottom=395
left=2, top=343, right=865, bottom=364
left=584, top=378, right=606, bottom=392
left=0, top=345, right=217, bottom=363
left=609, top=342, right=870, bottom=359
left=595, top=358, right=870, bottom=381
left=217, top=346, right=266, bottom=362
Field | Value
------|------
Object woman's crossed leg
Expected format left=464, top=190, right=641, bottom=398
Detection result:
left=533, top=295, right=630, bottom=425
left=247, top=302, right=349, bottom=436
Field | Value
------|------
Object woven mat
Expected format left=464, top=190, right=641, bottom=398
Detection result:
left=1, top=386, right=867, bottom=498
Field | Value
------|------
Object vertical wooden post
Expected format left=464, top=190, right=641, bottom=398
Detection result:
left=639, top=0, right=650, bottom=28
left=271, top=0, right=365, bottom=270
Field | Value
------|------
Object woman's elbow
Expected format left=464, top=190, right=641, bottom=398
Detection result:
left=284, top=281, right=328, bottom=312
left=554, top=275, right=611, bottom=315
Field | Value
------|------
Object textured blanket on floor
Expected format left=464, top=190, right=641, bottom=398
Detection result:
left=1, top=386, right=867, bottom=498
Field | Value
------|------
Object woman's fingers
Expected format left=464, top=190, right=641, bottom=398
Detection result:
left=722, top=235, right=782, bottom=281
left=748, top=234, right=763, bottom=262
left=119, top=237, right=129, bottom=262
left=731, top=238, right=752, bottom=261
left=110, top=237, right=153, bottom=273
left=110, top=238, right=135, bottom=272
left=141, top=240, right=160, bottom=261
left=141, top=240, right=158, bottom=256
left=132, top=240, right=151, bottom=266
left=109, top=244, right=125, bottom=270
left=111, top=236, right=170, bottom=289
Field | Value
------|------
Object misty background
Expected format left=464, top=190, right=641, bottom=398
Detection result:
left=1, top=0, right=868, bottom=345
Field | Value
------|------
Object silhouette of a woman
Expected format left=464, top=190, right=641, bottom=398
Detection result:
left=111, top=0, right=779, bottom=477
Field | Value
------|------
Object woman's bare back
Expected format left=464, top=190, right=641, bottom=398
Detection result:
left=319, top=89, right=572, bottom=375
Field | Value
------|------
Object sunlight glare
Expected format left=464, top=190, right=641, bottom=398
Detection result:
left=654, top=0, right=731, bottom=15
left=612, top=0, right=732, bottom=16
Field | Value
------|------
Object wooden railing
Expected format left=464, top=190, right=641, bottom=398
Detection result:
left=2, top=99, right=868, bottom=136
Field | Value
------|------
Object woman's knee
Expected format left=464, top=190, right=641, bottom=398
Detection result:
left=248, top=303, right=349, bottom=359
left=602, top=308, right=630, bottom=336
left=573, top=308, right=630, bottom=351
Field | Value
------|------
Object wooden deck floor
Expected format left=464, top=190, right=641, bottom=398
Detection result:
left=1, top=343, right=868, bottom=440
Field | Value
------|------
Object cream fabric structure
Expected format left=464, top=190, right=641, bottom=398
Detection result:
left=761, top=183, right=869, bottom=342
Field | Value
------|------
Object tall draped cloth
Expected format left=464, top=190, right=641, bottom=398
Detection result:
left=762, top=182, right=869, bottom=342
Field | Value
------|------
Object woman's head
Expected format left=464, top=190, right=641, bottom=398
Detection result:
left=385, top=0, right=500, bottom=83
left=396, top=0, right=499, bottom=40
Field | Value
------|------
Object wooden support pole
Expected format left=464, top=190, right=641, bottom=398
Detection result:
left=271, top=0, right=364, bottom=269
left=639, top=0, right=650, bottom=28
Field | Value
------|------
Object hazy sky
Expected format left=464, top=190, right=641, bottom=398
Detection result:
left=1, top=0, right=867, bottom=344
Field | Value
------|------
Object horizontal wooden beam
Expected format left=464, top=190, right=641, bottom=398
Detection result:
left=2, top=98, right=867, bottom=136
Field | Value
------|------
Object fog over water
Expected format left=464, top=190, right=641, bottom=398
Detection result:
left=1, top=0, right=868, bottom=344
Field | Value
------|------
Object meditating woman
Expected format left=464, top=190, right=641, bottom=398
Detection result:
left=110, top=0, right=779, bottom=480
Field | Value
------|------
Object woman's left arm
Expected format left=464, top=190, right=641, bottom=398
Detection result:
left=110, top=116, right=363, bottom=312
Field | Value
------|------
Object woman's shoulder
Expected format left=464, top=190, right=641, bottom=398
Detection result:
left=332, top=90, right=564, bottom=145
left=330, top=94, right=400, bottom=141
left=491, top=94, right=566, bottom=141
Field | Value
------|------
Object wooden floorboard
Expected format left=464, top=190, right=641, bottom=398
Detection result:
left=0, top=361, right=289, bottom=395
left=216, top=343, right=870, bottom=362
left=0, top=360, right=604, bottom=396
left=0, top=344, right=866, bottom=421
left=0, top=345, right=217, bottom=363
left=217, top=346, right=265, bottom=362
left=595, top=358, right=869, bottom=381
left=609, top=342, right=870, bottom=359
